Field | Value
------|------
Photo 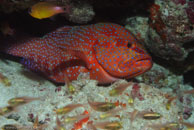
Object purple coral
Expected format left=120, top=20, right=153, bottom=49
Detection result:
left=140, top=0, right=194, bottom=62
left=186, top=2, right=194, bottom=24
left=183, top=107, right=193, bottom=119
left=172, top=0, right=186, bottom=5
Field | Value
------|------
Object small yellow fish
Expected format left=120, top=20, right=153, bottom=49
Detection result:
left=0, top=106, right=16, bottom=115
left=99, top=107, right=124, bottom=119
left=32, top=115, right=48, bottom=130
left=148, top=122, right=179, bottom=130
left=0, top=72, right=11, bottom=87
left=128, top=109, right=139, bottom=124
left=54, top=104, right=84, bottom=115
left=67, top=84, right=76, bottom=94
left=166, top=96, right=176, bottom=110
left=64, top=73, right=75, bottom=94
left=109, top=82, right=132, bottom=96
left=94, top=121, right=122, bottom=130
left=88, top=100, right=116, bottom=112
left=142, top=112, right=161, bottom=120
left=180, top=121, right=194, bottom=130
left=33, top=115, right=39, bottom=129
left=128, top=109, right=161, bottom=124
left=63, top=114, right=89, bottom=123
left=29, top=2, right=65, bottom=19
left=183, top=89, right=194, bottom=95
left=1, top=124, right=18, bottom=130
left=55, top=116, right=66, bottom=130
left=87, top=121, right=97, bottom=130
left=128, top=96, right=134, bottom=106
left=8, top=96, right=40, bottom=107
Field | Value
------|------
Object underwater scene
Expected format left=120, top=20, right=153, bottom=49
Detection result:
left=0, top=0, right=194, bottom=130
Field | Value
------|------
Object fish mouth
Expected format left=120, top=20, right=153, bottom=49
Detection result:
left=118, top=56, right=152, bottom=77
left=133, top=58, right=152, bottom=72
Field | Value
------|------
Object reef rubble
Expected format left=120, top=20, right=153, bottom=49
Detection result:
left=0, top=59, right=193, bottom=130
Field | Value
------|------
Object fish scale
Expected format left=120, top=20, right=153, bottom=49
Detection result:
left=3, top=23, right=152, bottom=84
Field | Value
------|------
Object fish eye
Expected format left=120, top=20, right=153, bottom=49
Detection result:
left=127, top=42, right=132, bottom=48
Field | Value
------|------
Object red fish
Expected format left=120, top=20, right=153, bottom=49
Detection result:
left=4, top=23, right=152, bottom=84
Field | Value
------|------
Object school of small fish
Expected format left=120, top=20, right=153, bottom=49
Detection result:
left=1, top=83, right=194, bottom=130
left=4, top=23, right=152, bottom=84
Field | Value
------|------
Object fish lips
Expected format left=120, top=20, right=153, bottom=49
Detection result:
left=118, top=55, right=153, bottom=77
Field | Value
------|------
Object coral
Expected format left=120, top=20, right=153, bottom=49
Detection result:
left=0, top=59, right=183, bottom=130
left=0, top=0, right=37, bottom=13
left=135, top=63, right=183, bottom=89
left=125, top=0, right=194, bottom=71
left=64, top=2, right=95, bottom=24
left=172, top=0, right=186, bottom=5
left=186, top=1, right=194, bottom=24
left=149, top=4, right=167, bottom=43
left=148, top=0, right=194, bottom=61
left=136, top=63, right=194, bottom=125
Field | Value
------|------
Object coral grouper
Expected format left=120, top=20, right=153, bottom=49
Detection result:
left=5, top=23, right=153, bottom=84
